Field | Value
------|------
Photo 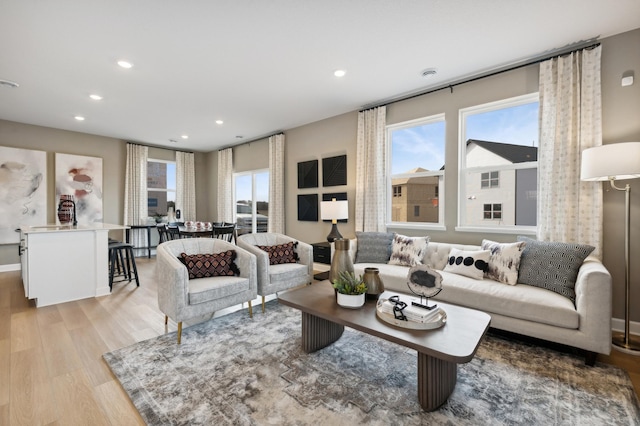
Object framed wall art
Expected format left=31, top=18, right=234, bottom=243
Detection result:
left=297, top=159, right=318, bottom=189
left=55, top=153, right=103, bottom=225
left=297, top=194, right=318, bottom=221
left=322, top=154, right=347, bottom=187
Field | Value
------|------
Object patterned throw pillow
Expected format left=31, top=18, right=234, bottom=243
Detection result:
left=355, top=231, right=395, bottom=263
left=481, top=239, right=526, bottom=285
left=179, top=251, right=239, bottom=279
left=257, top=241, right=299, bottom=265
left=388, top=234, right=429, bottom=267
left=517, top=236, right=595, bottom=303
left=443, top=248, right=490, bottom=280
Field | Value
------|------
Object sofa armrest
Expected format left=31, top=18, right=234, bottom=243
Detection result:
left=574, top=257, right=612, bottom=355
left=156, top=244, right=190, bottom=319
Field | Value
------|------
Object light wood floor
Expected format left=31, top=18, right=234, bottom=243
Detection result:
left=1, top=257, right=638, bottom=425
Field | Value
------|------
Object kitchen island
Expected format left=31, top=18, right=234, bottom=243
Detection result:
left=19, top=223, right=128, bottom=307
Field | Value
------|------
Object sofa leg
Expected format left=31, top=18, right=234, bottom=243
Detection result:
left=248, top=301, right=253, bottom=318
left=177, top=322, right=182, bottom=344
left=262, top=295, right=266, bottom=313
left=585, top=351, right=597, bottom=366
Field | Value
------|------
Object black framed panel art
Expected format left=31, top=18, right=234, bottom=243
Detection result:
left=322, top=155, right=347, bottom=187
left=297, top=194, right=318, bottom=221
left=297, top=160, right=318, bottom=189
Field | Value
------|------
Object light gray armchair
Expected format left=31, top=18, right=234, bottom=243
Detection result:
left=237, top=233, right=313, bottom=312
left=156, top=238, right=257, bottom=343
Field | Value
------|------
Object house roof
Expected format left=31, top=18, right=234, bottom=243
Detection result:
left=467, top=139, right=538, bottom=163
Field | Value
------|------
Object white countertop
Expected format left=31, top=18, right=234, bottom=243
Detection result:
left=20, top=223, right=129, bottom=233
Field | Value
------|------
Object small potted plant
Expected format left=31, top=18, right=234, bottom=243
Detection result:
left=332, top=270, right=368, bottom=309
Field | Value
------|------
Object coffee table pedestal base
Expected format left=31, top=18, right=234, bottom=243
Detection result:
left=301, top=312, right=345, bottom=353
left=418, top=352, right=458, bottom=411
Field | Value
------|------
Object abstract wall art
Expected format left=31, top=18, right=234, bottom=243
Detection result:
left=322, top=154, right=347, bottom=187
left=0, top=146, right=47, bottom=244
left=55, top=153, right=103, bottom=225
left=297, top=159, right=318, bottom=189
left=297, top=194, right=318, bottom=221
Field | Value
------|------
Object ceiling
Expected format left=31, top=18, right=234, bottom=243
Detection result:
left=1, top=1, right=638, bottom=153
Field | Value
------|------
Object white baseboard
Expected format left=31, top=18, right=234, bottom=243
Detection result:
left=612, top=317, right=640, bottom=336
left=0, top=263, right=20, bottom=272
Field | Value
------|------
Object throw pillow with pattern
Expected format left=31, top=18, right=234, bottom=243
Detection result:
left=257, top=241, right=299, bottom=265
left=388, top=234, right=429, bottom=267
left=355, top=231, right=395, bottom=263
left=481, top=239, right=526, bottom=285
left=443, top=248, right=490, bottom=280
left=179, top=250, right=239, bottom=279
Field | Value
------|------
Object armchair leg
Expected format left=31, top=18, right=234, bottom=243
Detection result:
left=262, top=295, right=266, bottom=313
left=248, top=301, right=253, bottom=318
left=177, top=322, right=182, bottom=344
left=164, top=315, right=168, bottom=325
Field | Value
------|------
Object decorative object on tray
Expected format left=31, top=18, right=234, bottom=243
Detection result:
left=332, top=270, right=367, bottom=309
left=363, top=267, right=385, bottom=300
left=407, top=265, right=442, bottom=310
left=329, top=238, right=354, bottom=284
left=376, top=294, right=446, bottom=330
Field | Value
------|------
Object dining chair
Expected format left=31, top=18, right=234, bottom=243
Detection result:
left=167, top=224, right=183, bottom=240
left=157, top=224, right=170, bottom=243
left=213, top=223, right=236, bottom=244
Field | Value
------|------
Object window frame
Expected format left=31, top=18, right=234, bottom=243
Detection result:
left=456, top=93, right=538, bottom=235
left=147, top=158, right=176, bottom=219
left=233, top=168, right=269, bottom=235
left=386, top=113, right=446, bottom=231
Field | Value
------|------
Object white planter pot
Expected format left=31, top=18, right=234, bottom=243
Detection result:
left=336, top=292, right=365, bottom=309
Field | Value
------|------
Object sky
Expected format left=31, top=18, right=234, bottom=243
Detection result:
left=235, top=171, right=269, bottom=204
left=391, top=101, right=539, bottom=174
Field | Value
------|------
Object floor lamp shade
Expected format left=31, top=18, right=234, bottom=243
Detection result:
left=581, top=142, right=640, bottom=355
left=321, top=199, right=348, bottom=242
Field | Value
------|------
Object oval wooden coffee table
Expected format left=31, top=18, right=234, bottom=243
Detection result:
left=278, top=281, right=491, bottom=411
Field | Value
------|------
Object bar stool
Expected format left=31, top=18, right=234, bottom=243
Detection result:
left=108, top=240, right=140, bottom=291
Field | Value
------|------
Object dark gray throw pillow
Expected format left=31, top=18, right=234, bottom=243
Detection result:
left=517, top=236, right=595, bottom=303
left=355, top=231, right=395, bottom=264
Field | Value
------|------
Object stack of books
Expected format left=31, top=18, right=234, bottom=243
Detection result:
left=379, top=299, right=442, bottom=323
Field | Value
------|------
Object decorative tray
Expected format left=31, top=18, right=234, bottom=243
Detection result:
left=376, top=298, right=447, bottom=330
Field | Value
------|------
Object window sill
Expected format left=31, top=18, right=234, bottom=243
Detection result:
left=386, top=222, right=447, bottom=232
left=454, top=225, right=537, bottom=236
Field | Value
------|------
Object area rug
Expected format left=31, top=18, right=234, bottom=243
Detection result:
left=104, top=301, right=640, bottom=425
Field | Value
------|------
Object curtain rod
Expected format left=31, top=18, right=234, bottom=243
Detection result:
left=360, top=40, right=601, bottom=111
left=126, top=141, right=194, bottom=155
left=218, top=131, right=284, bottom=151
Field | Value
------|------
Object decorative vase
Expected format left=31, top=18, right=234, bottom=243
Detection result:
left=329, top=238, right=354, bottom=285
left=363, top=267, right=385, bottom=300
left=336, top=292, right=365, bottom=309
left=57, top=194, right=75, bottom=225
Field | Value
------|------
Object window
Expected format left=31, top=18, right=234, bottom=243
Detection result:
left=147, top=160, right=176, bottom=219
left=481, top=171, right=499, bottom=188
left=458, top=93, right=538, bottom=231
left=387, top=114, right=445, bottom=227
left=234, top=170, right=269, bottom=235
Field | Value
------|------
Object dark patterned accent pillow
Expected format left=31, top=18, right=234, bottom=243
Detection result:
left=179, top=251, right=239, bottom=279
left=388, top=234, right=429, bottom=267
left=257, top=241, right=299, bottom=265
left=355, top=231, right=395, bottom=264
left=481, top=239, right=526, bottom=285
left=517, top=236, right=595, bottom=303
left=442, top=248, right=490, bottom=280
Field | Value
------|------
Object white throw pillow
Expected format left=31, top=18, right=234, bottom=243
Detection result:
left=481, top=239, right=526, bottom=285
left=388, top=234, right=429, bottom=267
left=443, top=248, right=490, bottom=280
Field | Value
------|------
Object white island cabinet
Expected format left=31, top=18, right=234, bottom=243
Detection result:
left=19, top=223, right=128, bottom=307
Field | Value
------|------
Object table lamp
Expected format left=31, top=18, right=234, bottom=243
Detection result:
left=320, top=199, right=348, bottom=242
left=581, top=141, right=640, bottom=354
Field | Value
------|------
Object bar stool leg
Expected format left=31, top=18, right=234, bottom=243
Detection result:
left=127, top=246, right=140, bottom=287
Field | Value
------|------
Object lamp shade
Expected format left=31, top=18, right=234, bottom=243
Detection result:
left=320, top=200, right=349, bottom=220
left=581, top=142, right=640, bottom=181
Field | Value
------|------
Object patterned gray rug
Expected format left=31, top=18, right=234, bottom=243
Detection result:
left=104, top=301, right=640, bottom=425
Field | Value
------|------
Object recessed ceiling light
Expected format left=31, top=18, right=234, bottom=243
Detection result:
left=236, top=136, right=243, bottom=139
left=117, top=60, right=133, bottom=69
left=89, top=94, right=103, bottom=100
left=215, top=120, right=224, bottom=125
left=181, top=135, right=189, bottom=139
left=334, top=70, right=346, bottom=77
left=169, top=139, right=178, bottom=143
left=74, top=115, right=85, bottom=121
left=420, top=68, right=438, bottom=78
left=0, top=79, right=19, bottom=88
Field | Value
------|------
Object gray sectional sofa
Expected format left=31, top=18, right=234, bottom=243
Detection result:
left=348, top=237, right=612, bottom=364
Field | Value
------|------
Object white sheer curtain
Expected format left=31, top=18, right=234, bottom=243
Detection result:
left=268, top=134, right=285, bottom=234
left=538, top=45, right=603, bottom=257
left=123, top=143, right=148, bottom=247
left=355, top=106, right=387, bottom=232
left=217, top=148, right=234, bottom=223
left=176, top=151, right=196, bottom=221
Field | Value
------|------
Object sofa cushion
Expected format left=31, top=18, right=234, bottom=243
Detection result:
left=179, top=251, right=239, bottom=279
left=388, top=234, right=429, bottom=267
left=257, top=241, right=299, bottom=265
left=517, top=237, right=595, bottom=303
left=355, top=231, right=395, bottom=263
left=481, top=239, right=526, bottom=285
left=443, top=248, right=490, bottom=280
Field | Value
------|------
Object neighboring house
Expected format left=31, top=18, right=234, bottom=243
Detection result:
left=391, top=167, right=440, bottom=223
left=464, top=139, right=538, bottom=227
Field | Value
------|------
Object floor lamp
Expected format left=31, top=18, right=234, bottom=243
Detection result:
left=581, top=141, right=640, bottom=354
